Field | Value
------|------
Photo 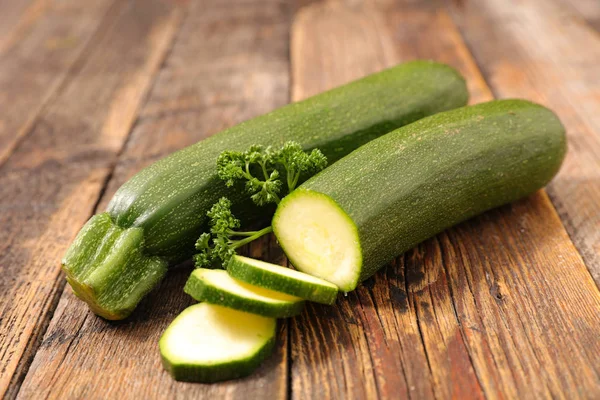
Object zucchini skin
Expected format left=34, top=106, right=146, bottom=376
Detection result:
left=107, top=60, right=468, bottom=261
left=284, top=99, right=567, bottom=287
left=62, top=213, right=167, bottom=320
left=184, top=270, right=305, bottom=318
left=62, top=60, right=468, bottom=319
left=159, top=303, right=277, bottom=383
left=161, top=337, right=275, bottom=383
left=227, top=255, right=339, bottom=305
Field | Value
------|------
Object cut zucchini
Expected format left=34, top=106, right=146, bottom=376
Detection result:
left=273, top=192, right=361, bottom=292
left=159, top=303, right=276, bottom=383
left=227, top=255, right=339, bottom=305
left=184, top=269, right=304, bottom=317
left=273, top=99, right=567, bottom=291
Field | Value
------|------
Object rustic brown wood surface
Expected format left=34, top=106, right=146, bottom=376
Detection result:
left=0, top=0, right=39, bottom=54
left=449, top=0, right=600, bottom=291
left=16, top=1, right=291, bottom=399
left=0, top=0, right=120, bottom=165
left=0, top=0, right=182, bottom=396
left=560, top=0, right=600, bottom=30
left=0, top=0, right=599, bottom=399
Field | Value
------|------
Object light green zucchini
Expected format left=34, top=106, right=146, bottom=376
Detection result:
left=227, top=255, right=339, bottom=305
left=159, top=303, right=276, bottom=383
left=184, top=269, right=305, bottom=318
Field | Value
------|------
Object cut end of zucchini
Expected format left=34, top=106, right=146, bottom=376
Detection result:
left=160, top=303, right=276, bottom=383
left=227, top=255, right=339, bottom=305
left=184, top=269, right=305, bottom=318
left=62, top=213, right=168, bottom=320
left=272, top=189, right=362, bottom=292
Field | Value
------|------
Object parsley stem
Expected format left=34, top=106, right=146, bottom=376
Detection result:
left=260, top=161, right=270, bottom=181
left=231, top=226, right=273, bottom=249
left=271, top=192, right=281, bottom=204
left=286, top=169, right=294, bottom=192
left=228, top=228, right=271, bottom=237
left=290, top=172, right=300, bottom=192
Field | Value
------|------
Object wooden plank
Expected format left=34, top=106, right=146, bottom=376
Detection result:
left=0, top=0, right=42, bottom=54
left=0, top=0, right=117, bottom=165
left=557, top=0, right=600, bottom=31
left=18, top=1, right=292, bottom=398
left=290, top=0, right=600, bottom=399
left=448, top=0, right=600, bottom=286
left=0, top=1, right=184, bottom=398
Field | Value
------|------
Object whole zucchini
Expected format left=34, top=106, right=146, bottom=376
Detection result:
left=62, top=60, right=468, bottom=319
left=273, top=99, right=567, bottom=291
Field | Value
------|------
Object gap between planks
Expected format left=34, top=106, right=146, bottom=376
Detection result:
left=16, top=1, right=292, bottom=399
left=289, top=1, right=600, bottom=399
left=0, top=0, right=122, bottom=167
left=0, top=1, right=186, bottom=398
left=7, top=0, right=596, bottom=400
left=446, top=0, right=600, bottom=288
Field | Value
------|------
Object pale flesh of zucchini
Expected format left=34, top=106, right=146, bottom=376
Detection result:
left=159, top=303, right=276, bottom=383
left=227, top=255, right=339, bottom=305
left=272, top=190, right=362, bottom=292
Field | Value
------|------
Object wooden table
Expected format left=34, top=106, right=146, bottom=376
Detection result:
left=1, top=0, right=599, bottom=398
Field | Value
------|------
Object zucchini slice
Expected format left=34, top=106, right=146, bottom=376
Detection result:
left=227, top=255, right=339, bottom=305
left=159, top=303, right=276, bottom=383
left=273, top=191, right=362, bottom=291
left=184, top=269, right=305, bottom=317
left=273, top=99, right=567, bottom=291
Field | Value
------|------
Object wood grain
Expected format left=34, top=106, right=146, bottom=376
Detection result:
left=558, top=0, right=600, bottom=31
left=3, top=0, right=599, bottom=398
left=0, top=0, right=117, bottom=165
left=449, top=0, right=600, bottom=287
left=0, top=1, right=183, bottom=398
left=0, top=0, right=42, bottom=54
left=290, top=0, right=600, bottom=399
left=18, top=1, right=292, bottom=399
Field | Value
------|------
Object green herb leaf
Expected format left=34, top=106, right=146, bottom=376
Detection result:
left=216, top=141, right=327, bottom=205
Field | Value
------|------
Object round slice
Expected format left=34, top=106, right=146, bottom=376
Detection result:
left=227, top=255, right=339, bottom=305
left=184, top=268, right=305, bottom=318
left=273, top=190, right=362, bottom=292
left=160, top=303, right=276, bottom=383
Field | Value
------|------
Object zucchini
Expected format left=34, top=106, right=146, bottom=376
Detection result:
left=227, top=255, right=339, bottom=305
left=184, top=269, right=305, bottom=317
left=159, top=303, right=276, bottom=383
left=62, top=60, right=468, bottom=319
left=62, top=213, right=167, bottom=319
left=273, top=99, right=567, bottom=291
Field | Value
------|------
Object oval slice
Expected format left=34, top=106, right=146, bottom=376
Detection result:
left=159, top=303, right=276, bottom=383
left=184, top=269, right=304, bottom=318
left=227, top=255, right=338, bottom=305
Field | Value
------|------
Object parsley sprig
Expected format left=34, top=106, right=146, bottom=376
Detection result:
left=194, top=141, right=327, bottom=268
left=217, top=142, right=327, bottom=206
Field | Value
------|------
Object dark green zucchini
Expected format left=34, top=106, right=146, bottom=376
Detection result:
left=273, top=99, right=567, bottom=291
left=62, top=60, right=468, bottom=319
